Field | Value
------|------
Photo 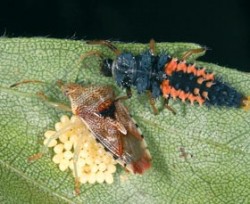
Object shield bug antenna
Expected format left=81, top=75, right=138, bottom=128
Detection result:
left=10, top=80, right=72, bottom=112
left=10, top=79, right=44, bottom=88
left=85, top=39, right=249, bottom=112
left=10, top=80, right=151, bottom=194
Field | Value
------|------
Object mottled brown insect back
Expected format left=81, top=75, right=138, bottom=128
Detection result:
left=61, top=83, right=151, bottom=174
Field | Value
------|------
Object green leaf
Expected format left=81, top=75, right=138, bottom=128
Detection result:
left=0, top=38, right=249, bottom=204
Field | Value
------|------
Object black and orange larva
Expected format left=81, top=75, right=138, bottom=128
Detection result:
left=86, top=39, right=250, bottom=113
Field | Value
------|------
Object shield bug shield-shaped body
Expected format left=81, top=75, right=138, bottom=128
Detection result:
left=61, top=83, right=151, bottom=174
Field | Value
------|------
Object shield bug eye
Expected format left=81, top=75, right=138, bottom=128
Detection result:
left=63, top=89, right=70, bottom=95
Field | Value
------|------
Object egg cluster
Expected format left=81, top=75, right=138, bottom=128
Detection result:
left=44, top=115, right=117, bottom=184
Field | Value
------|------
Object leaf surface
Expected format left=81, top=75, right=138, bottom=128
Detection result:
left=0, top=38, right=249, bottom=204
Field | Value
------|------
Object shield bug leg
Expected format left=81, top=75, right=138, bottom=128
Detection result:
left=72, top=131, right=85, bottom=195
left=10, top=80, right=72, bottom=161
left=181, top=47, right=206, bottom=60
left=28, top=124, right=76, bottom=162
left=36, top=91, right=71, bottom=112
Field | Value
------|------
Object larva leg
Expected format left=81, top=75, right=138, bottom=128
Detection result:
left=181, top=47, right=206, bottom=60
left=78, top=50, right=103, bottom=62
left=73, top=131, right=85, bottom=195
left=147, top=91, right=159, bottom=115
left=87, top=40, right=121, bottom=56
left=78, top=49, right=103, bottom=65
left=164, top=97, right=176, bottom=115
left=149, top=39, right=156, bottom=55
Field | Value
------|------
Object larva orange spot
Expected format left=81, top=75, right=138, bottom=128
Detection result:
left=170, top=88, right=180, bottom=100
left=161, top=80, right=171, bottom=96
left=176, top=61, right=187, bottom=72
left=188, top=94, right=196, bottom=105
left=197, top=77, right=205, bottom=84
left=187, top=64, right=197, bottom=75
left=206, top=81, right=214, bottom=88
left=196, top=96, right=205, bottom=106
left=204, top=73, right=215, bottom=81
left=185, top=64, right=215, bottom=82
left=194, top=88, right=200, bottom=95
left=179, top=91, right=189, bottom=102
left=165, top=58, right=178, bottom=76
left=202, top=91, right=209, bottom=99
left=196, top=68, right=206, bottom=77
